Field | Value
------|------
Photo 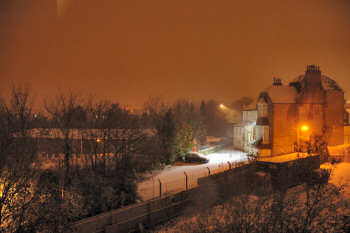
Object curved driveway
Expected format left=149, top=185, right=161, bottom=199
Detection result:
left=137, top=149, right=248, bottom=201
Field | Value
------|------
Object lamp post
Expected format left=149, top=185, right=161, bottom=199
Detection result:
left=297, top=124, right=309, bottom=151
left=96, top=138, right=101, bottom=159
left=219, top=104, right=224, bottom=121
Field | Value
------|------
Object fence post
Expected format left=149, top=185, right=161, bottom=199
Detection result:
left=147, top=201, right=151, bottom=227
left=184, top=172, right=188, bottom=190
left=227, top=161, right=231, bottom=170
left=207, top=167, right=210, bottom=176
left=151, top=179, right=155, bottom=227
left=158, top=179, right=162, bottom=197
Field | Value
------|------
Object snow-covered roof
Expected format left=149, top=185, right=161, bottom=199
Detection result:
left=290, top=75, right=343, bottom=92
left=257, top=70, right=343, bottom=105
left=244, top=101, right=257, bottom=110
left=262, top=85, right=298, bottom=104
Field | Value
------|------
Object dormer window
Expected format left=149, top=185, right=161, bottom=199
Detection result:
left=257, top=101, right=267, bottom=118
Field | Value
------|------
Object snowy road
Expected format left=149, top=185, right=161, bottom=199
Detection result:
left=137, top=149, right=248, bottom=201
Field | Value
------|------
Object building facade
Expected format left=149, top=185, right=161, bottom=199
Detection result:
left=234, top=65, right=345, bottom=156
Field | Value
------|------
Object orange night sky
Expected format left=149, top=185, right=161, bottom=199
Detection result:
left=1, top=0, right=350, bottom=108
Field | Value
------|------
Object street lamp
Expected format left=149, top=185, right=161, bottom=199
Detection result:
left=219, top=104, right=224, bottom=121
left=301, top=125, right=308, bottom=131
left=297, top=124, right=309, bottom=151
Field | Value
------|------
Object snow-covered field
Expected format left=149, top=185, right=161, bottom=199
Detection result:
left=137, top=149, right=248, bottom=201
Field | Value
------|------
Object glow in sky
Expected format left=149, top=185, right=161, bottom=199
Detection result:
left=1, top=0, right=350, bottom=108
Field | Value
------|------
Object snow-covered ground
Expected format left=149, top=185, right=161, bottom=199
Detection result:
left=258, top=152, right=309, bottom=163
left=321, top=146, right=350, bottom=205
left=321, top=161, right=350, bottom=206
left=137, top=149, right=248, bottom=201
left=330, top=163, right=350, bottom=201
left=318, top=149, right=350, bottom=217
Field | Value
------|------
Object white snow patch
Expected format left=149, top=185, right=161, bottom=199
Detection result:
left=258, top=152, right=310, bottom=163
left=137, top=149, right=248, bottom=200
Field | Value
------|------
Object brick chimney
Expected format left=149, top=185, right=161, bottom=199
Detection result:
left=273, top=77, right=282, bottom=86
left=297, top=65, right=325, bottom=104
left=305, top=65, right=322, bottom=90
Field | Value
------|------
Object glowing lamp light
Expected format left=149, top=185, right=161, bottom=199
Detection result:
left=301, top=125, right=309, bottom=131
left=220, top=104, right=224, bottom=108
left=96, top=138, right=101, bottom=143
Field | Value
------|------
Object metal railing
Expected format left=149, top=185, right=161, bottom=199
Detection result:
left=75, top=162, right=249, bottom=233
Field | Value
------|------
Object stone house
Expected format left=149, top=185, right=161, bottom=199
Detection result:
left=234, top=65, right=345, bottom=156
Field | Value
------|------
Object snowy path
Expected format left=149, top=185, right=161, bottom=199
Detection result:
left=137, top=149, right=248, bottom=201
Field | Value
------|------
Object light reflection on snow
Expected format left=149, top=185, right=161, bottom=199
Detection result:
left=206, top=149, right=247, bottom=165
left=138, top=149, right=248, bottom=201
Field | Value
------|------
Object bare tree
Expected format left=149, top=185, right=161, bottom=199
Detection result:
left=0, top=84, right=39, bottom=232
left=43, top=89, right=84, bottom=183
